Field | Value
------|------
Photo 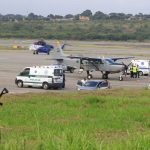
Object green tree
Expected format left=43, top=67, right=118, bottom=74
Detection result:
left=81, top=9, right=92, bottom=17
left=47, top=14, right=55, bottom=20
left=55, top=15, right=63, bottom=19
left=93, top=11, right=108, bottom=20
left=27, top=13, right=38, bottom=20
left=65, top=14, right=74, bottom=19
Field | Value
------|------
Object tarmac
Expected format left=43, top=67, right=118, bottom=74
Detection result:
left=0, top=40, right=149, bottom=93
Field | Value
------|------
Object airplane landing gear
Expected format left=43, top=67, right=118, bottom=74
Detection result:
left=87, top=74, right=93, bottom=79
left=87, top=71, right=93, bottom=79
left=119, top=75, right=123, bottom=81
left=102, top=73, right=108, bottom=79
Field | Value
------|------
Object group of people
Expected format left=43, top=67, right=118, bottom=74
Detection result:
left=130, top=64, right=139, bottom=78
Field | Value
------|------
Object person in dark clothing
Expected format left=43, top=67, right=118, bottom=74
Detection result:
left=137, top=65, right=140, bottom=78
left=130, top=65, right=133, bottom=78
left=62, top=73, right=65, bottom=88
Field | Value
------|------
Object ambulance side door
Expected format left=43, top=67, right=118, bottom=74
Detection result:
left=29, top=75, right=41, bottom=87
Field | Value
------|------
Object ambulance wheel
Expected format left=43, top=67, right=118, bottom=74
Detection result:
left=47, top=51, right=50, bottom=55
left=87, top=74, right=93, bottom=79
left=33, top=51, right=35, bottom=54
left=139, top=71, right=143, bottom=76
left=36, top=51, right=38, bottom=54
left=17, top=80, right=23, bottom=88
left=42, top=82, right=49, bottom=90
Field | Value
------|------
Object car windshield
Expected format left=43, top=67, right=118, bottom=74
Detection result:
left=84, top=81, right=99, bottom=87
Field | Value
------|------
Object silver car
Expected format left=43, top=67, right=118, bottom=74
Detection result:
left=77, top=80, right=110, bottom=90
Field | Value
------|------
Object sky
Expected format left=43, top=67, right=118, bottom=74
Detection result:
left=1, top=0, right=150, bottom=16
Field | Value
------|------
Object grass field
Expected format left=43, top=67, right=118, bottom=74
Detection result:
left=0, top=88, right=150, bottom=149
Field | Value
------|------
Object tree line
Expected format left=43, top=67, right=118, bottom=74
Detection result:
left=1, top=9, right=150, bottom=21
left=0, top=10, right=150, bottom=41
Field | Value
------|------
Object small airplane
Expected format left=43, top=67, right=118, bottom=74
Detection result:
left=29, top=40, right=54, bottom=55
left=50, top=41, right=133, bottom=81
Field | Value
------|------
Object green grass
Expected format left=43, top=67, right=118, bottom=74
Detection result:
left=0, top=89, right=150, bottom=149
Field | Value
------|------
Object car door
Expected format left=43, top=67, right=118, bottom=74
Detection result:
left=28, top=75, right=41, bottom=87
left=19, top=68, right=31, bottom=86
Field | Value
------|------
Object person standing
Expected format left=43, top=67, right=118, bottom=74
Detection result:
left=81, top=78, right=87, bottom=86
left=62, top=73, right=65, bottom=88
left=130, top=65, right=133, bottom=78
left=132, top=65, right=137, bottom=78
left=137, top=65, right=140, bottom=78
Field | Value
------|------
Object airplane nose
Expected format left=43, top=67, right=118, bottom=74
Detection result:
left=121, top=64, right=129, bottom=76
left=122, top=65, right=125, bottom=70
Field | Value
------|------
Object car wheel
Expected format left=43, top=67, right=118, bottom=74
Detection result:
left=17, top=80, right=23, bottom=88
left=36, top=51, right=38, bottom=54
left=42, top=82, right=49, bottom=90
left=47, top=51, right=50, bottom=55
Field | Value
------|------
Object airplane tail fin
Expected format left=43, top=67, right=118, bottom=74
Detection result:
left=51, top=41, right=65, bottom=59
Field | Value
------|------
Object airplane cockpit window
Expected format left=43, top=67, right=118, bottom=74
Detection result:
left=105, top=59, right=114, bottom=64
left=99, top=59, right=104, bottom=64
left=91, top=60, right=103, bottom=64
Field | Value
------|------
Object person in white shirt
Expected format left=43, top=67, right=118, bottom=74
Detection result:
left=81, top=78, right=87, bottom=86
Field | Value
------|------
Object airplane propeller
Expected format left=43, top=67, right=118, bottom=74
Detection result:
left=121, top=62, right=131, bottom=76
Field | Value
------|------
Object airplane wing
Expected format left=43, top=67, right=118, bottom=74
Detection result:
left=68, top=56, right=134, bottom=61
left=110, top=56, right=134, bottom=62
left=68, top=56, right=102, bottom=61
left=48, top=58, right=64, bottom=61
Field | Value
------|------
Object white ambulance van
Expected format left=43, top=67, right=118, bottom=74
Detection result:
left=131, top=60, right=150, bottom=76
left=15, top=65, right=64, bottom=90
